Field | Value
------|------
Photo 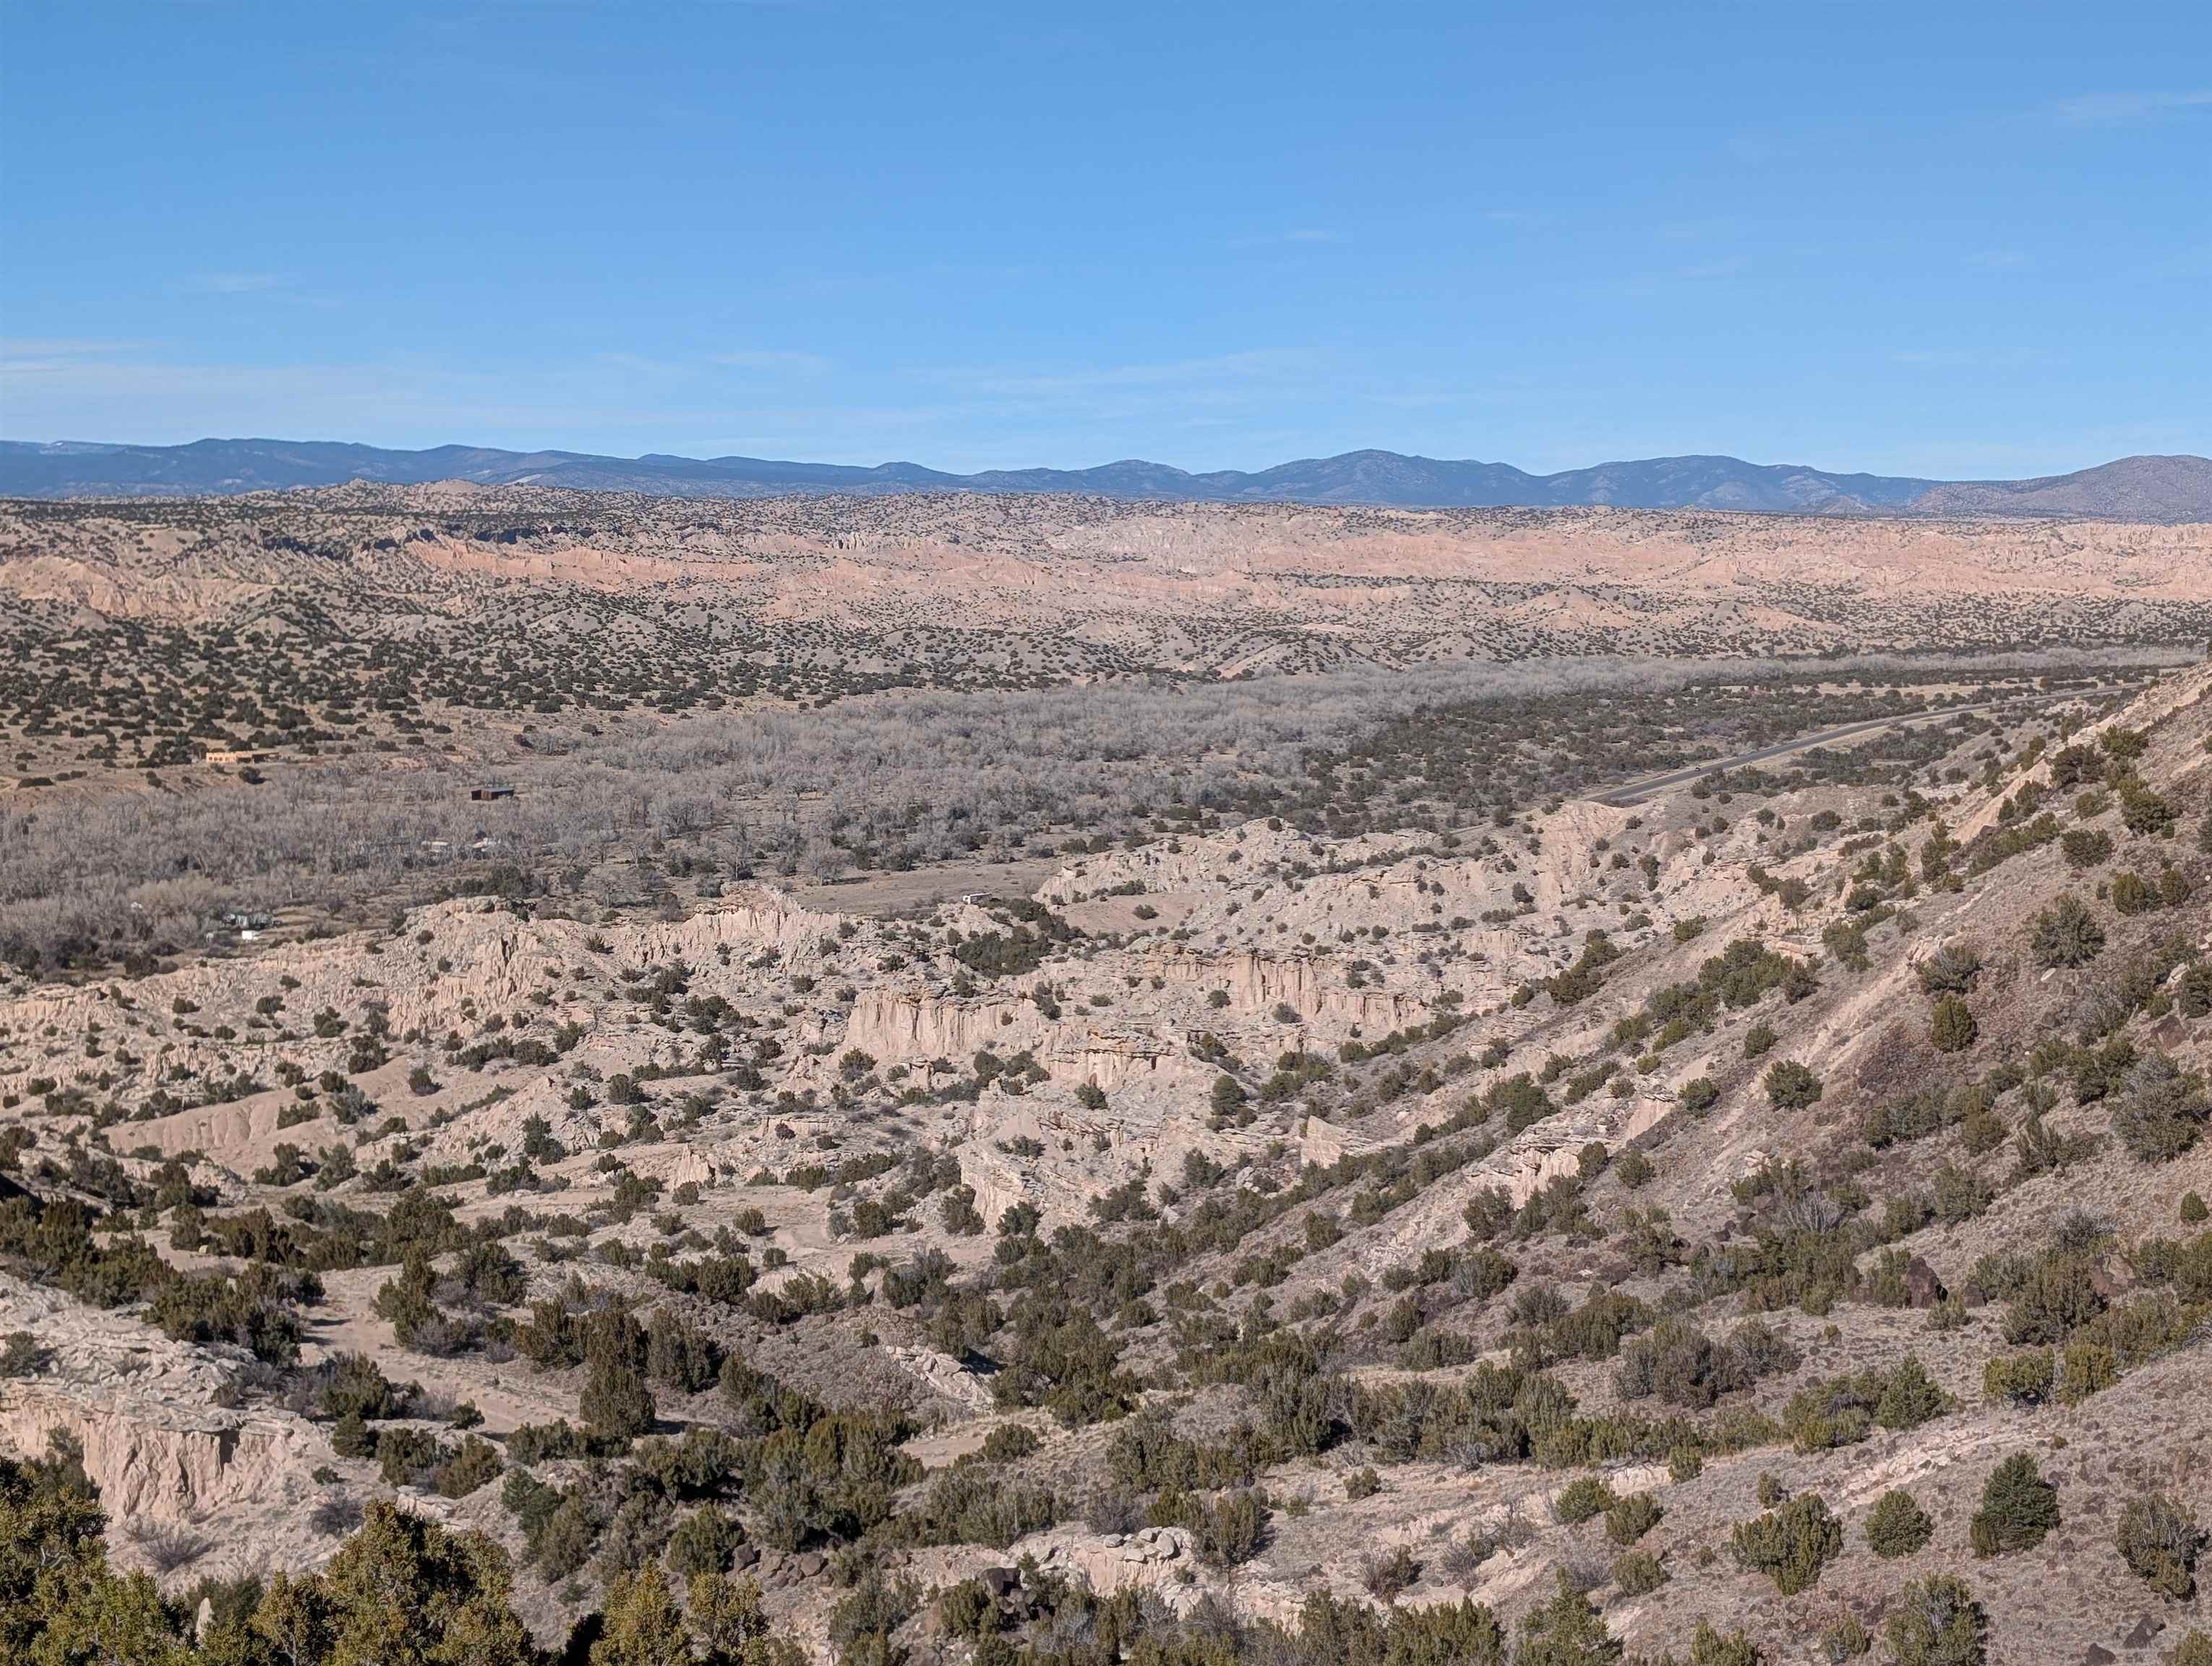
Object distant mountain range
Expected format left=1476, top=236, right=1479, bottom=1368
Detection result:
left=3, top=437, right=2208, bottom=520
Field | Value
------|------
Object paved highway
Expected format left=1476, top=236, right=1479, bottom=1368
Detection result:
left=1588, top=693, right=2077, bottom=808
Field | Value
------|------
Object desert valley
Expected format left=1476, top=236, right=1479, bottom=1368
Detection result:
left=0, top=482, right=2205, bottom=1666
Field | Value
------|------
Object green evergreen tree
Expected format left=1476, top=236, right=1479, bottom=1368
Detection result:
left=591, top=1563, right=689, bottom=1666
left=1886, top=1574, right=1988, bottom=1666
left=1930, top=994, right=1976, bottom=1053
left=1866, top=1489, right=1934, bottom=1558
left=1970, top=1453, right=2059, bottom=1556
left=1512, top=1571, right=1623, bottom=1666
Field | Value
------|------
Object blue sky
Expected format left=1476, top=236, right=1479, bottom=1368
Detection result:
left=1, top=1, right=2206, bottom=477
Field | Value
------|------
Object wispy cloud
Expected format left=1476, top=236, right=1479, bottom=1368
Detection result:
left=0, top=338, right=136, bottom=362
left=593, top=351, right=677, bottom=376
left=707, top=349, right=833, bottom=376
left=1888, top=345, right=2049, bottom=373
left=1225, top=227, right=1342, bottom=251
left=0, top=340, right=1566, bottom=476
left=1658, top=216, right=1741, bottom=244
left=181, top=271, right=295, bottom=295
left=0, top=349, right=703, bottom=444
left=944, top=349, right=1311, bottom=401
left=585, top=348, right=833, bottom=383
left=2052, top=89, right=2212, bottom=127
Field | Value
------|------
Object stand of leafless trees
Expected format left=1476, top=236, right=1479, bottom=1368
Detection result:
left=0, top=649, right=2172, bottom=973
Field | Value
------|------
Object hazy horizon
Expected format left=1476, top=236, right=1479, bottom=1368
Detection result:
left=4, top=433, right=2205, bottom=487
left=4, top=0, right=2207, bottom=478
